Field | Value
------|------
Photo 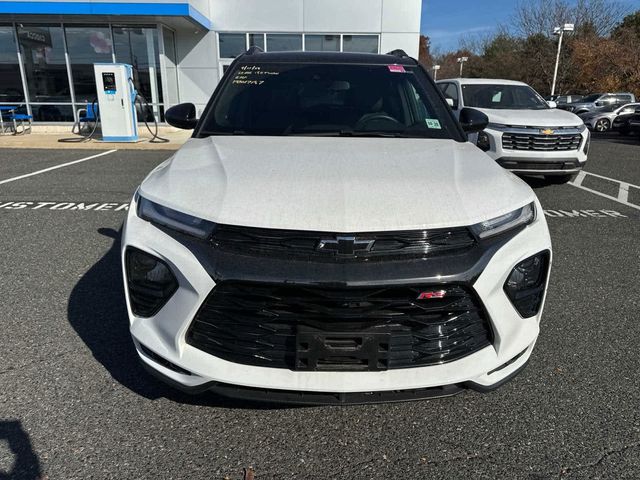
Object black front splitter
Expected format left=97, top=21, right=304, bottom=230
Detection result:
left=141, top=359, right=530, bottom=407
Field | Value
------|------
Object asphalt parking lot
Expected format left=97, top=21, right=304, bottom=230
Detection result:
left=0, top=135, right=638, bottom=480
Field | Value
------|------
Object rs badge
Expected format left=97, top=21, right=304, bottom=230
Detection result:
left=417, top=290, right=447, bottom=300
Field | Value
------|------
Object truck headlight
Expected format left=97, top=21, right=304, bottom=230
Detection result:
left=137, top=195, right=216, bottom=239
left=470, top=203, right=535, bottom=239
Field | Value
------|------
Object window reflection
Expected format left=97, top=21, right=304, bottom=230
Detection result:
left=343, top=35, right=379, bottom=54
left=0, top=26, right=24, bottom=103
left=18, top=25, right=70, bottom=102
left=266, top=34, right=302, bottom=52
left=65, top=26, right=113, bottom=102
left=31, top=104, right=75, bottom=122
left=112, top=26, right=163, bottom=108
left=305, top=35, right=340, bottom=52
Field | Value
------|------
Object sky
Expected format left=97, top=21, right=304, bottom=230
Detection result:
left=421, top=0, right=640, bottom=53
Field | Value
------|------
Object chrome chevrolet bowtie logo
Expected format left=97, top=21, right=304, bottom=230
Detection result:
left=317, top=236, right=375, bottom=255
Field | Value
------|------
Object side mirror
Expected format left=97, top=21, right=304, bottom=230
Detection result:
left=547, top=100, right=557, bottom=108
left=459, top=107, right=489, bottom=133
left=165, top=103, right=198, bottom=130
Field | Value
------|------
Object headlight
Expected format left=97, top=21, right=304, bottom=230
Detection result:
left=471, top=203, right=535, bottom=239
left=136, top=195, right=216, bottom=239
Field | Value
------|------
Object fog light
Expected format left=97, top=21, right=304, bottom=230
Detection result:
left=125, top=247, right=178, bottom=317
left=504, top=251, right=550, bottom=318
left=477, top=131, right=491, bottom=151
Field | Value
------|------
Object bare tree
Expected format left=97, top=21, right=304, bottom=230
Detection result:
left=512, top=0, right=630, bottom=37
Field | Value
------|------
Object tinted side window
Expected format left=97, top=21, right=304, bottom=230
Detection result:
left=439, top=83, right=459, bottom=107
left=616, top=94, right=631, bottom=103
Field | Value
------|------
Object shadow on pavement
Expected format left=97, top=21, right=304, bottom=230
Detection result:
left=67, top=227, right=288, bottom=410
left=0, top=420, right=42, bottom=480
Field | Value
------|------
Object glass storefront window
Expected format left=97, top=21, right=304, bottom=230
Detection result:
left=65, top=26, right=113, bottom=103
left=266, top=34, right=302, bottom=52
left=0, top=26, right=24, bottom=103
left=305, top=35, right=340, bottom=52
left=113, top=26, right=163, bottom=111
left=18, top=25, right=70, bottom=102
left=219, top=33, right=247, bottom=58
left=248, top=33, right=264, bottom=50
left=343, top=35, right=379, bottom=53
left=31, top=104, right=75, bottom=122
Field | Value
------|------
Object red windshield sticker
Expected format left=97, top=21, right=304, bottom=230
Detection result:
left=388, top=65, right=406, bottom=73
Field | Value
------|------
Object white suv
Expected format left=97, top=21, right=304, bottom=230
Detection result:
left=122, top=52, right=552, bottom=405
left=438, top=78, right=590, bottom=183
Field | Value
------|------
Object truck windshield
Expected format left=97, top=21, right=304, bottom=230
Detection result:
left=462, top=84, right=549, bottom=110
left=198, top=63, right=458, bottom=139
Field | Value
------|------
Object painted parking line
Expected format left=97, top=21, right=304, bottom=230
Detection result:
left=0, top=150, right=117, bottom=186
left=570, top=171, right=640, bottom=211
left=0, top=201, right=129, bottom=211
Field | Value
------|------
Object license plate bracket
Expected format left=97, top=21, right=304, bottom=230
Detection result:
left=295, top=330, right=391, bottom=372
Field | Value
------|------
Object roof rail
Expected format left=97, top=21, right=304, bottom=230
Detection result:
left=246, top=46, right=264, bottom=55
left=386, top=49, right=410, bottom=58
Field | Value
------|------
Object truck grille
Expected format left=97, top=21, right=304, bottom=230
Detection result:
left=209, top=225, right=475, bottom=261
left=186, top=282, right=493, bottom=371
left=502, top=132, right=582, bottom=151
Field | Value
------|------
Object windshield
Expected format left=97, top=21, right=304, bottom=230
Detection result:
left=462, top=84, right=549, bottom=110
left=580, top=94, right=602, bottom=103
left=198, top=63, right=458, bottom=139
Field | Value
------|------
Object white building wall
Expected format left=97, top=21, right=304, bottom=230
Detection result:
left=173, top=0, right=422, bottom=113
left=303, top=0, right=382, bottom=33
left=209, top=0, right=304, bottom=32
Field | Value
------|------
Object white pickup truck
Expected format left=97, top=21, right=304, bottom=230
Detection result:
left=437, top=78, right=590, bottom=183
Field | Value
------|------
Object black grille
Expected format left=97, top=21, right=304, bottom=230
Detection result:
left=209, top=225, right=475, bottom=261
left=502, top=132, right=582, bottom=151
left=186, top=282, right=493, bottom=371
left=497, top=159, right=579, bottom=171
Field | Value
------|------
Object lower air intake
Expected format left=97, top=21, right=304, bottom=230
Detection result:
left=187, top=282, right=493, bottom=371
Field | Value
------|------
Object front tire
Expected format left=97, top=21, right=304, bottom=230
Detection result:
left=594, top=118, right=610, bottom=132
left=545, top=174, right=575, bottom=184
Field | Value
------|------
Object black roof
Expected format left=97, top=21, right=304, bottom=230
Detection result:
left=236, top=50, right=418, bottom=66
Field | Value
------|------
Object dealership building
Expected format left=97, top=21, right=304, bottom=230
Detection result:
left=0, top=0, right=422, bottom=123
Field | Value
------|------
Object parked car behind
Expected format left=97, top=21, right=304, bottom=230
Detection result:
left=564, top=93, right=636, bottom=115
left=438, top=78, right=589, bottom=183
left=580, top=103, right=640, bottom=132
left=546, top=94, right=584, bottom=106
left=612, top=105, right=640, bottom=135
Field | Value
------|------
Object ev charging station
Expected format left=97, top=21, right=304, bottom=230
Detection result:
left=94, top=63, right=139, bottom=142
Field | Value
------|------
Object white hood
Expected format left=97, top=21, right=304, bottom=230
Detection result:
left=139, top=136, right=535, bottom=232
left=478, top=107, right=583, bottom=127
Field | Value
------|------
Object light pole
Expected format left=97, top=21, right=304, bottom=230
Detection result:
left=551, top=23, right=574, bottom=97
left=432, top=64, right=441, bottom=81
left=457, top=56, right=468, bottom=77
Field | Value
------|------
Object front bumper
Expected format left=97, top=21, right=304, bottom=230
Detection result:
left=481, top=126, right=589, bottom=176
left=121, top=196, right=552, bottom=401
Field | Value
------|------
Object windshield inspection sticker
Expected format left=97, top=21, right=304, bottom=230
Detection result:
left=425, top=119, right=442, bottom=129
left=387, top=65, right=406, bottom=73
